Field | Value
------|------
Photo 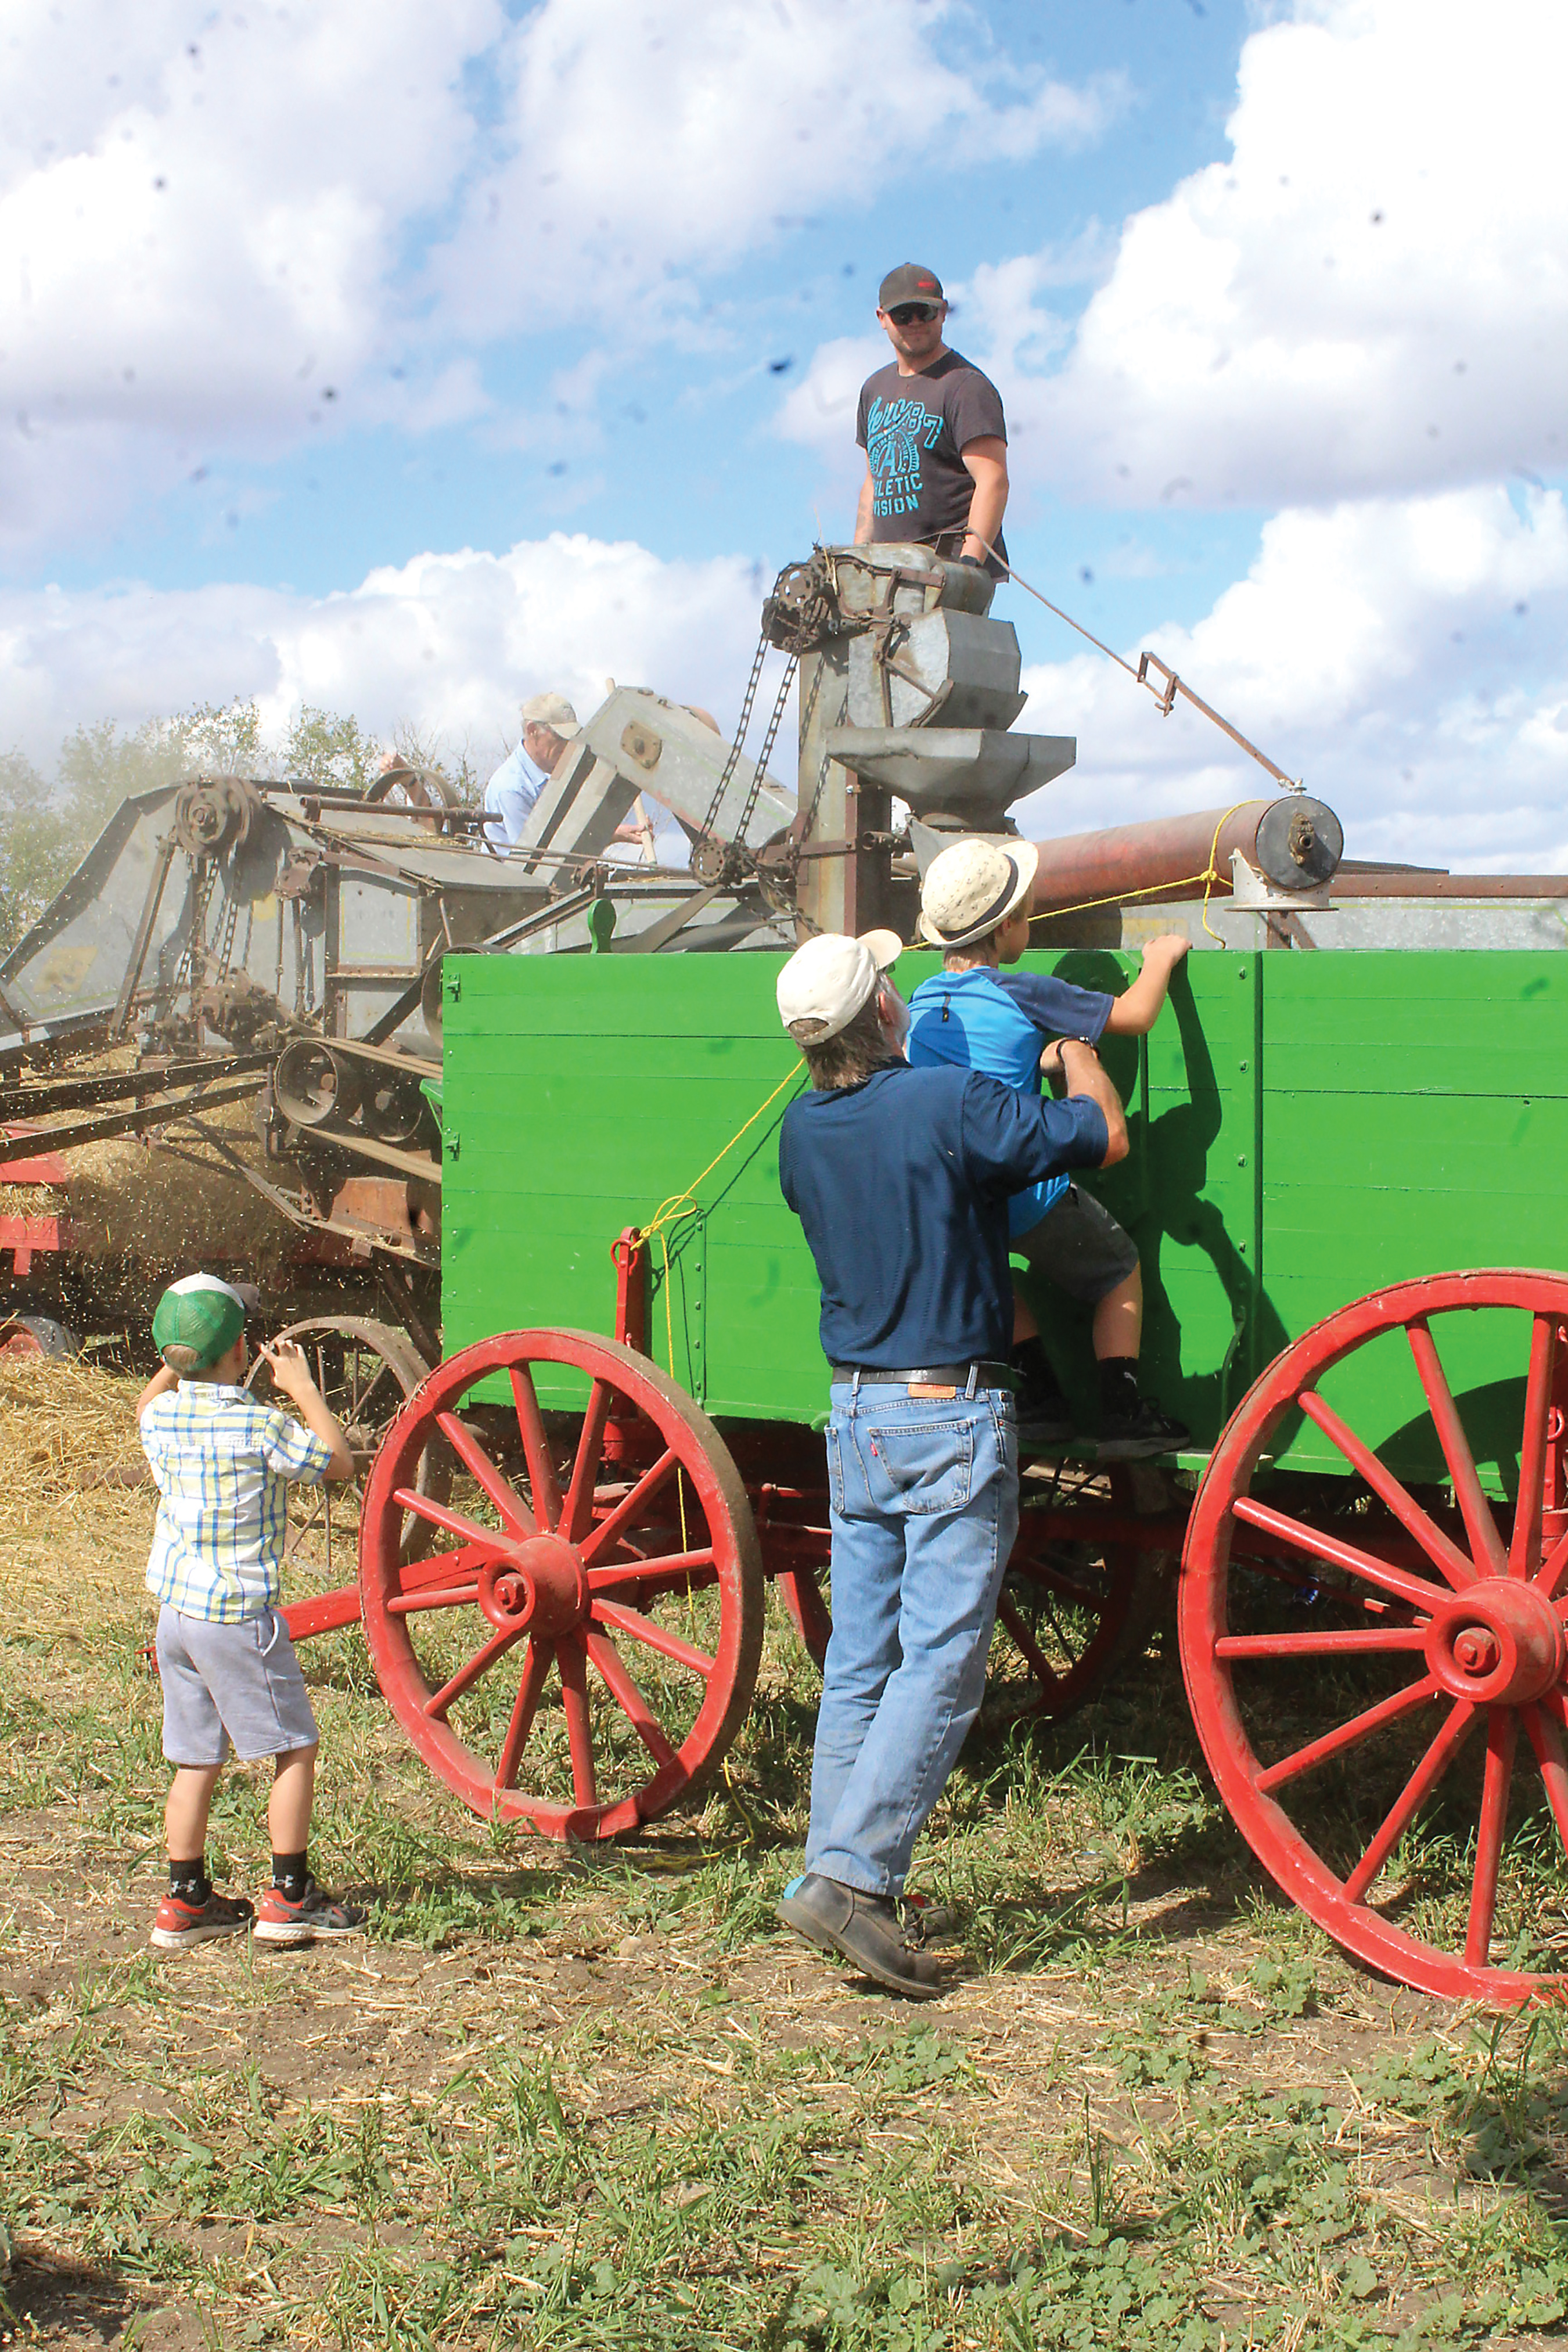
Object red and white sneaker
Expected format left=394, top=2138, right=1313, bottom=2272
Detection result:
left=254, top=1878, right=366, bottom=1946
left=150, top=1887, right=254, bottom=1951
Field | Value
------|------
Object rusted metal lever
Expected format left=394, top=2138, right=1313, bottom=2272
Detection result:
left=1135, top=652, right=1300, bottom=792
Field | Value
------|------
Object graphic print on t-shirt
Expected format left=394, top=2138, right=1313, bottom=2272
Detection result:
left=865, top=393, right=947, bottom=524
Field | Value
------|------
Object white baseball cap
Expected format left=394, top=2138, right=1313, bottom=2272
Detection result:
left=520, top=691, right=579, bottom=737
left=917, top=836, right=1039, bottom=951
left=776, top=929, right=903, bottom=1040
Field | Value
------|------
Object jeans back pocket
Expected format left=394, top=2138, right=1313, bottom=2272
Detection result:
left=862, top=1418, right=974, bottom=1515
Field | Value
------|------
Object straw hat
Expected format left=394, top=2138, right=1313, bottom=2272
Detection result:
left=917, top=837, right=1038, bottom=950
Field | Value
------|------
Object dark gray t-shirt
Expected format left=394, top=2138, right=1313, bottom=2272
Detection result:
left=855, top=348, right=1008, bottom=577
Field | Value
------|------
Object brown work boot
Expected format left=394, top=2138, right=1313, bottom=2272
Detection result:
left=778, top=1872, right=944, bottom=1999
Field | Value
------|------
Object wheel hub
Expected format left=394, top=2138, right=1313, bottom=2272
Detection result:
left=1427, top=1578, right=1568, bottom=1706
left=477, top=1534, right=589, bottom=1638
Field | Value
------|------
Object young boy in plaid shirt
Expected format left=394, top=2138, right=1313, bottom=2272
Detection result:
left=138, top=1272, right=366, bottom=1951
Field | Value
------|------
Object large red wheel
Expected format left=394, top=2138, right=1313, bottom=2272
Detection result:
left=1181, top=1271, right=1568, bottom=2003
left=766, top=1459, right=1166, bottom=1723
left=359, top=1329, right=765, bottom=1839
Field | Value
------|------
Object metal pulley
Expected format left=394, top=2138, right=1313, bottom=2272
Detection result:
left=172, top=774, right=264, bottom=859
left=275, top=1040, right=362, bottom=1128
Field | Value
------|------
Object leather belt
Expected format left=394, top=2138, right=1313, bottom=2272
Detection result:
left=829, top=1361, right=1017, bottom=1390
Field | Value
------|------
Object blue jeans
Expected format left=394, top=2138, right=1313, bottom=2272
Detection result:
left=804, top=1378, right=1019, bottom=1896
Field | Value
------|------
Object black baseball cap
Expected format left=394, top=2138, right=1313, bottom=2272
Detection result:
left=878, top=263, right=944, bottom=312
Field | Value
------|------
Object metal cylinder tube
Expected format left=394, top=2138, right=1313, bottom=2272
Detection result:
left=275, top=1041, right=362, bottom=1128
left=1029, top=795, right=1343, bottom=914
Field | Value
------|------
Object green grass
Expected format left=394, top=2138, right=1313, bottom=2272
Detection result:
left=8, top=1394, right=1568, bottom=2345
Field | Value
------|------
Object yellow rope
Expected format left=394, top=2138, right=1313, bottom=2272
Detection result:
left=1026, top=800, right=1258, bottom=945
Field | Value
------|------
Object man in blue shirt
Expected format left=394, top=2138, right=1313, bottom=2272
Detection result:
left=909, top=835, right=1191, bottom=1460
left=774, top=927, right=1126, bottom=1996
left=481, top=692, right=580, bottom=849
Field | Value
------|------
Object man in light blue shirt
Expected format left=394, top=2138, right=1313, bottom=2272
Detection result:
left=482, top=692, right=580, bottom=848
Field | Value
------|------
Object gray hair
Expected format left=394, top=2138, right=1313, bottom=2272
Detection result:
left=789, top=994, right=901, bottom=1090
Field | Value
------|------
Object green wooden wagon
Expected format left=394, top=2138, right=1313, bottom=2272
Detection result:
left=292, top=943, right=1568, bottom=2005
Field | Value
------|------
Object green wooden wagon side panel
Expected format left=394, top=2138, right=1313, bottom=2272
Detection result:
left=441, top=953, right=823, bottom=1419
left=1258, top=952, right=1568, bottom=1482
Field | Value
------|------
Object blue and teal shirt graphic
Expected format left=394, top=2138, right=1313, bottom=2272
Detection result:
left=866, top=394, right=946, bottom=522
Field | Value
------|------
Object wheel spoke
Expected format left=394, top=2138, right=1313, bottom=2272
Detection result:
left=1406, top=1319, right=1508, bottom=1576
left=1523, top=1703, right=1568, bottom=1861
left=1216, top=1627, right=1430, bottom=1660
left=995, top=1595, right=1067, bottom=1697
left=1009, top=1555, right=1116, bottom=1614
left=1255, top=1674, right=1441, bottom=1793
left=1540, top=1529, right=1568, bottom=1602
left=590, top=1597, right=715, bottom=1679
left=510, top=1368, right=563, bottom=1531
left=586, top=1545, right=715, bottom=1594
left=392, top=1488, right=510, bottom=1556
left=497, top=1638, right=555, bottom=1790
left=1511, top=1315, right=1559, bottom=1580
left=1465, top=1707, right=1519, bottom=1964
left=557, top=1638, right=599, bottom=1809
left=1230, top=1497, right=1450, bottom=1614
left=386, top=1583, right=481, bottom=1616
left=1297, top=1389, right=1476, bottom=1590
left=578, top=1447, right=681, bottom=1569
left=1343, top=1697, right=1479, bottom=1903
left=435, top=1411, right=535, bottom=1534
left=396, top=1541, right=492, bottom=1593
left=560, top=1381, right=614, bottom=1544
left=423, top=1622, right=526, bottom=1719
left=584, top=1630, right=678, bottom=1768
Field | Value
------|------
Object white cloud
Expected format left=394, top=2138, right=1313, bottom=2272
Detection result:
left=1014, top=485, right=1568, bottom=872
left=433, top=0, right=1125, bottom=334
left=0, top=533, right=774, bottom=774
left=0, top=0, right=498, bottom=551
left=1019, top=0, right=1568, bottom=505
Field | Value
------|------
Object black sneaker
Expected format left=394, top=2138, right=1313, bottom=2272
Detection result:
left=151, top=1887, right=254, bottom=1951
left=254, top=1877, right=367, bottom=1945
left=1013, top=1378, right=1076, bottom=1451
left=1096, top=1397, right=1191, bottom=1462
left=778, top=1872, right=943, bottom=1999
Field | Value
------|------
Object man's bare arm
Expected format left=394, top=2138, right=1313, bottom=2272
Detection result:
left=959, top=436, right=1009, bottom=563
left=1043, top=1038, right=1128, bottom=1166
left=854, top=462, right=875, bottom=546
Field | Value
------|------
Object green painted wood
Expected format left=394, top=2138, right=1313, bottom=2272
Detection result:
left=441, top=947, right=1568, bottom=1485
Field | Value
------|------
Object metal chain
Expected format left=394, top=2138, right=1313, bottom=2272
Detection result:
left=732, top=654, right=798, bottom=845
left=697, top=632, right=771, bottom=843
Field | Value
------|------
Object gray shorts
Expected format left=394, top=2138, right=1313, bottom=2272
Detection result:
left=156, top=1605, right=319, bottom=1767
left=1013, top=1182, right=1140, bottom=1306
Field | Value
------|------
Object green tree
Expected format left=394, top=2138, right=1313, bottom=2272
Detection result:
left=282, top=704, right=381, bottom=792
left=56, top=700, right=266, bottom=838
left=0, top=751, right=77, bottom=956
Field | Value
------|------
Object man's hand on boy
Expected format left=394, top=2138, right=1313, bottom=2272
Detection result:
left=260, top=1339, right=322, bottom=1405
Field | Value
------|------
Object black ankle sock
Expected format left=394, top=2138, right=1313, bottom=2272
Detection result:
left=1011, top=1336, right=1055, bottom=1383
left=272, top=1850, right=310, bottom=1903
left=169, top=1857, right=209, bottom=1905
left=1098, top=1356, right=1142, bottom=1415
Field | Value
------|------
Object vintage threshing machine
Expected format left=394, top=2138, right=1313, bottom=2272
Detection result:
left=12, top=544, right=1568, bottom=2005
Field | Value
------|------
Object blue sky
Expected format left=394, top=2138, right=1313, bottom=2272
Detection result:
left=3, top=0, right=1566, bottom=868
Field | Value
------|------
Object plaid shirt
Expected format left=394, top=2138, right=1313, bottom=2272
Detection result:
left=140, top=1382, right=335, bottom=1622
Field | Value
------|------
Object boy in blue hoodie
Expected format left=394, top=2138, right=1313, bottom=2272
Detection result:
left=908, top=836, right=1191, bottom=1459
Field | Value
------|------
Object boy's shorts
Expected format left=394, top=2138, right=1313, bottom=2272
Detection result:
left=1013, top=1183, right=1139, bottom=1306
left=156, top=1605, right=319, bottom=1766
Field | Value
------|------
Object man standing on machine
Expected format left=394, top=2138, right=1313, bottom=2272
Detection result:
left=854, top=264, right=1009, bottom=580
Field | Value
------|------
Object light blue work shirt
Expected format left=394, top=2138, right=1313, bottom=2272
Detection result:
left=482, top=746, right=548, bottom=847
left=907, top=966, right=1113, bottom=1239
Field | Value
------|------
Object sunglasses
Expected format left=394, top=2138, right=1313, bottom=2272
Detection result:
left=887, top=301, right=940, bottom=325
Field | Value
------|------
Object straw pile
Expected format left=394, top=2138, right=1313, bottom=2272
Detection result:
left=63, top=1103, right=295, bottom=1285
left=0, top=1351, right=152, bottom=1524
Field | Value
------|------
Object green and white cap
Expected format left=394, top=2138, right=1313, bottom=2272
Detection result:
left=152, top=1273, right=247, bottom=1371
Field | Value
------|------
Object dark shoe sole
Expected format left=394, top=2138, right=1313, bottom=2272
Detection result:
left=1095, top=1433, right=1186, bottom=1462
left=832, top=1923, right=945, bottom=1999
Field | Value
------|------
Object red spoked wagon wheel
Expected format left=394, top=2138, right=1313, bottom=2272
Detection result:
left=359, top=1329, right=765, bottom=1839
left=983, top=1463, right=1166, bottom=1727
left=1181, top=1271, right=1568, bottom=2002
